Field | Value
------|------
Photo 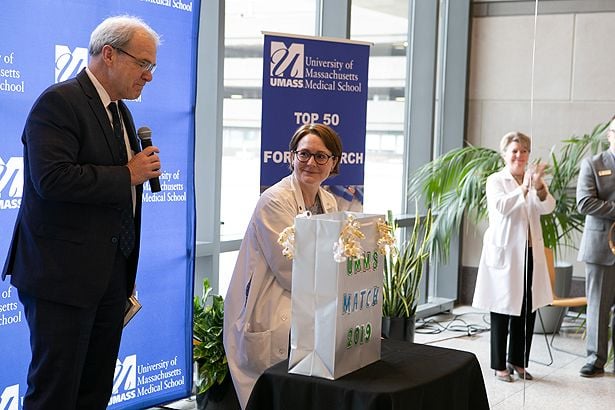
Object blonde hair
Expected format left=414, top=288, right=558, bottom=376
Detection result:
left=499, top=131, right=531, bottom=154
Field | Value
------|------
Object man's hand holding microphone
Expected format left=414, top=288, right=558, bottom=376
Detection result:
left=127, top=126, right=162, bottom=192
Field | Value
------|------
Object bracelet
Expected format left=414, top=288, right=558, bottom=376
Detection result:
left=536, top=185, right=546, bottom=192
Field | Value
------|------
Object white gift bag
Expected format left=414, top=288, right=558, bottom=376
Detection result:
left=288, top=211, right=383, bottom=379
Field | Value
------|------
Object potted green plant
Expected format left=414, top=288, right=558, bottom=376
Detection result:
left=381, top=208, right=433, bottom=342
left=193, top=279, right=239, bottom=410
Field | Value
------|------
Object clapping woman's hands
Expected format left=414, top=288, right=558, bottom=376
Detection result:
left=529, top=162, right=547, bottom=187
left=525, top=162, right=549, bottom=200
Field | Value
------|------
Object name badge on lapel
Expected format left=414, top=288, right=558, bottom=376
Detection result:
left=598, top=170, right=612, bottom=177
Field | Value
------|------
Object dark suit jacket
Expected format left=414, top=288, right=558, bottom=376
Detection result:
left=2, top=69, right=143, bottom=308
left=577, top=150, right=615, bottom=266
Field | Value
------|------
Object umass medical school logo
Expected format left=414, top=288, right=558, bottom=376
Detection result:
left=0, top=156, right=23, bottom=211
left=269, top=41, right=304, bottom=88
left=0, top=384, right=20, bottom=410
left=55, top=45, right=88, bottom=83
left=109, top=354, right=137, bottom=405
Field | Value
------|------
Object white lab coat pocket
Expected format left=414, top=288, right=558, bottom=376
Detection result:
left=484, top=243, right=508, bottom=269
left=237, top=325, right=272, bottom=373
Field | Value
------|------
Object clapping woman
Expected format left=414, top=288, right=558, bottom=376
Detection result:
left=473, top=132, right=555, bottom=382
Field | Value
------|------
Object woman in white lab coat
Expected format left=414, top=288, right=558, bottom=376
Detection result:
left=473, top=132, right=555, bottom=382
left=223, top=123, right=341, bottom=409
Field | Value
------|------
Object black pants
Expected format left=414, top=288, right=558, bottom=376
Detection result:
left=490, top=247, right=536, bottom=371
left=18, top=251, right=128, bottom=410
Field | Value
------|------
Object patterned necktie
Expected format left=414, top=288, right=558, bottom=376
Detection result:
left=108, top=102, right=135, bottom=257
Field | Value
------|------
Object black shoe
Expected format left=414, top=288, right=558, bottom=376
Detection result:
left=580, top=364, right=604, bottom=378
left=507, top=364, right=533, bottom=380
left=494, top=370, right=513, bottom=382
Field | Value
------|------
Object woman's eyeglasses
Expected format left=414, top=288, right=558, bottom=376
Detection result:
left=294, top=150, right=335, bottom=165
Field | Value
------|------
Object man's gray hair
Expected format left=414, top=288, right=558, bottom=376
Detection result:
left=89, top=15, right=160, bottom=56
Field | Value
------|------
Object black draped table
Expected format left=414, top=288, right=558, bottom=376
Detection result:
left=246, top=339, right=489, bottom=410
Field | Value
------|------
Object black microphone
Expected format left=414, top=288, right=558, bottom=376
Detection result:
left=137, top=126, right=161, bottom=193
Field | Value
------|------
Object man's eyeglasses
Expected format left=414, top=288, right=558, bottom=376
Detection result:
left=113, top=47, right=157, bottom=73
left=294, top=150, right=335, bottom=165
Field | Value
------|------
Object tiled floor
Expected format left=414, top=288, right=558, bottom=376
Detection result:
left=414, top=306, right=615, bottom=409
left=150, top=306, right=614, bottom=409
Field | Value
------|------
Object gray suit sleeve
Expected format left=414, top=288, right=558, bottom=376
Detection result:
left=577, top=156, right=615, bottom=219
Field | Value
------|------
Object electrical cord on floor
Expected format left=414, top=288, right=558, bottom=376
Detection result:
left=415, top=312, right=491, bottom=338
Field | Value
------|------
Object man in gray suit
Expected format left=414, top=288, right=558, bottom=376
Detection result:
left=576, top=117, right=615, bottom=377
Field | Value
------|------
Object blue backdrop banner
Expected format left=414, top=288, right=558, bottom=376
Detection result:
left=260, top=33, right=370, bottom=211
left=0, top=1, right=198, bottom=409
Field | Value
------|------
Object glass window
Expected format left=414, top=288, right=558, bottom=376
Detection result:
left=350, top=1, right=408, bottom=215
left=222, top=0, right=317, bottom=241
left=219, top=0, right=317, bottom=291
left=218, top=251, right=239, bottom=297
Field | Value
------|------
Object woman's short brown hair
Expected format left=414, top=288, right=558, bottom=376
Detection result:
left=288, top=123, right=343, bottom=175
left=499, top=131, right=531, bottom=155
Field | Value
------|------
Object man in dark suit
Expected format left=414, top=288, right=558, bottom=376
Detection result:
left=576, top=117, right=615, bottom=378
left=1, top=15, right=161, bottom=409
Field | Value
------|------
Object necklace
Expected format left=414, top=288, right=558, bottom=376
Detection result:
left=307, top=196, right=323, bottom=215
left=513, top=175, right=524, bottom=185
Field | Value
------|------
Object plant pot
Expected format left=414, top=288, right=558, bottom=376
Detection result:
left=195, top=374, right=241, bottom=410
left=381, top=315, right=416, bottom=342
